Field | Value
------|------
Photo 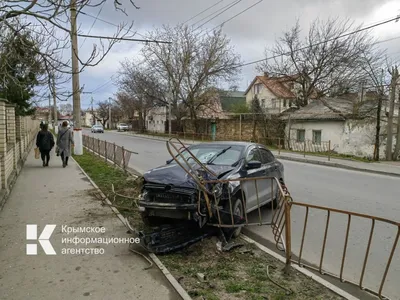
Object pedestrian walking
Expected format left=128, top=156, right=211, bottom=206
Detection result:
left=57, top=121, right=74, bottom=168
left=36, top=123, right=55, bottom=167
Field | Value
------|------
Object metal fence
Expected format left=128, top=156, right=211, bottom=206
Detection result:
left=82, top=135, right=137, bottom=171
left=165, top=136, right=399, bottom=300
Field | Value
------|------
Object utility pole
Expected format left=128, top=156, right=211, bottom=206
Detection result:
left=108, top=97, right=112, bottom=129
left=386, top=67, right=399, bottom=160
left=167, top=44, right=172, bottom=137
left=52, top=73, right=58, bottom=134
left=48, top=93, right=52, bottom=124
left=91, top=97, right=95, bottom=125
left=70, top=0, right=83, bottom=155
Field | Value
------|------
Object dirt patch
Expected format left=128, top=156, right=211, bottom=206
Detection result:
left=161, top=236, right=343, bottom=300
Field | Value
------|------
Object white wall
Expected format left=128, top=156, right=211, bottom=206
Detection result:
left=146, top=107, right=167, bottom=133
left=285, top=119, right=394, bottom=159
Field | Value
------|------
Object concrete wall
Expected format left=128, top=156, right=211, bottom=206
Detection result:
left=286, top=118, right=397, bottom=159
left=0, top=99, right=39, bottom=210
left=146, top=107, right=168, bottom=133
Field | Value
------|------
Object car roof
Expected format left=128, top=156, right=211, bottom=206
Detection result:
left=189, top=141, right=272, bottom=150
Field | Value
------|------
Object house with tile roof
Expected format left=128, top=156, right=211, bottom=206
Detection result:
left=280, top=96, right=398, bottom=159
left=244, top=73, right=308, bottom=114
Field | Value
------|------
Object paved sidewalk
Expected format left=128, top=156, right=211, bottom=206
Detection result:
left=0, top=147, right=181, bottom=300
left=118, top=131, right=400, bottom=177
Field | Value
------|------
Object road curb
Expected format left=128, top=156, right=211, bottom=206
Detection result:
left=108, top=132, right=400, bottom=178
left=71, top=156, right=192, bottom=300
left=240, top=235, right=360, bottom=300
left=275, top=155, right=400, bottom=178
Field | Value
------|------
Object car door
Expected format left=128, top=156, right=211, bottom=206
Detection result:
left=241, top=146, right=264, bottom=212
left=259, top=147, right=278, bottom=204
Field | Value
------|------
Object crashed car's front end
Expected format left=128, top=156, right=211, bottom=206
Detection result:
left=139, top=182, right=209, bottom=227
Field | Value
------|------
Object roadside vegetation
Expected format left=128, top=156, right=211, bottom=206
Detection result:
left=73, top=149, right=344, bottom=300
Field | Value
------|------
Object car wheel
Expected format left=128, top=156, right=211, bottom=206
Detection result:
left=267, top=185, right=281, bottom=210
left=223, top=197, right=244, bottom=238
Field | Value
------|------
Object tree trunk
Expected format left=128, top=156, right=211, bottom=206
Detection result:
left=373, top=96, right=382, bottom=161
left=138, top=111, right=143, bottom=133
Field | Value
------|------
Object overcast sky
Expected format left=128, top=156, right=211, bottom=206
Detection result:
left=54, top=0, right=400, bottom=110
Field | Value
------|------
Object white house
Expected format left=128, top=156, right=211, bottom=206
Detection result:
left=146, top=106, right=171, bottom=133
left=281, top=97, right=398, bottom=159
left=244, top=73, right=316, bottom=114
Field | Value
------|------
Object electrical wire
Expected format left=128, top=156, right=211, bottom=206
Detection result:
left=191, top=0, right=241, bottom=28
left=182, top=0, right=224, bottom=25
left=79, top=1, right=105, bottom=50
left=199, top=0, right=263, bottom=37
left=232, top=15, right=400, bottom=70
left=194, top=0, right=243, bottom=31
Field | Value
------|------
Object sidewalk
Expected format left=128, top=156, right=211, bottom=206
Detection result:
left=119, top=131, right=400, bottom=177
left=0, top=147, right=181, bottom=300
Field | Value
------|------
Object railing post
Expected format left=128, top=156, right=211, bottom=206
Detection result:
left=284, top=200, right=292, bottom=273
left=328, top=140, right=331, bottom=161
left=113, top=142, right=116, bottom=166
left=122, top=146, right=126, bottom=173
left=105, top=140, right=107, bottom=162
left=303, top=140, right=306, bottom=158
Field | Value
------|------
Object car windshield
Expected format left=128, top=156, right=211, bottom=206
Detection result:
left=94, top=125, right=102, bottom=128
left=120, top=123, right=127, bottom=126
left=170, top=144, right=244, bottom=166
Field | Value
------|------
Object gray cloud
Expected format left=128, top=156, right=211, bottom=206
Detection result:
left=71, top=0, right=399, bottom=108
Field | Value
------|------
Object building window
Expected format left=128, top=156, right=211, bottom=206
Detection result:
left=312, top=130, right=322, bottom=145
left=271, top=99, right=277, bottom=108
left=296, top=129, right=305, bottom=142
left=261, top=99, right=265, bottom=108
left=283, top=99, right=287, bottom=107
left=254, top=83, right=262, bottom=94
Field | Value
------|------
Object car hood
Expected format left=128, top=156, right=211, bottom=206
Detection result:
left=143, top=163, right=236, bottom=188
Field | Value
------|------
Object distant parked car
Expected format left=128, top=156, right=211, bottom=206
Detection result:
left=91, top=125, right=104, bottom=133
left=117, top=123, right=129, bottom=132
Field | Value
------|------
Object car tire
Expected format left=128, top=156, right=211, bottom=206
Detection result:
left=223, top=197, right=244, bottom=238
left=267, top=186, right=281, bottom=210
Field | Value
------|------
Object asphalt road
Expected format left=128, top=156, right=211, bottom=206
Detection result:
left=83, top=129, right=400, bottom=299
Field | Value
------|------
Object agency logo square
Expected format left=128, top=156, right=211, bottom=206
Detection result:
left=26, top=224, right=56, bottom=255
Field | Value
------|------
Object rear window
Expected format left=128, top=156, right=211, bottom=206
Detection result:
left=119, top=123, right=127, bottom=126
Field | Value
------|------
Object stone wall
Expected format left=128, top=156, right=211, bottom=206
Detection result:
left=0, top=99, right=39, bottom=210
left=182, top=116, right=285, bottom=143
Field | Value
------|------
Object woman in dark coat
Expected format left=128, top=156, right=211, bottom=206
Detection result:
left=36, top=123, right=55, bottom=167
left=57, top=121, right=74, bottom=168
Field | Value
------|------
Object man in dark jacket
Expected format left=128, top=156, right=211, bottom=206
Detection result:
left=36, top=124, right=55, bottom=167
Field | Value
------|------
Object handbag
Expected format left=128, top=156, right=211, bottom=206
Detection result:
left=34, top=148, right=40, bottom=159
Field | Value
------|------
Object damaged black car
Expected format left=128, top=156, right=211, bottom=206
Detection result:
left=139, top=141, right=285, bottom=239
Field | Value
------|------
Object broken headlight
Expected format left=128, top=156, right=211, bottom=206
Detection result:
left=212, top=183, right=223, bottom=198
left=139, top=190, right=149, bottom=201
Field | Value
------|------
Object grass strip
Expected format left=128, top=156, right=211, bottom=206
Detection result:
left=73, top=149, right=344, bottom=300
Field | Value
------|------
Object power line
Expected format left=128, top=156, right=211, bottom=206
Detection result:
left=199, top=0, right=263, bottom=38
left=76, top=33, right=171, bottom=43
left=79, top=11, right=147, bottom=39
left=194, top=0, right=243, bottom=31
left=191, top=0, right=241, bottom=28
left=182, top=0, right=224, bottom=25
left=233, top=15, right=400, bottom=70
left=79, top=2, right=105, bottom=50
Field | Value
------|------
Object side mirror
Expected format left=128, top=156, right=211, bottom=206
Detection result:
left=246, top=160, right=261, bottom=170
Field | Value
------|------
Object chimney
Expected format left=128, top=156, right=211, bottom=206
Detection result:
left=263, top=72, right=269, bottom=78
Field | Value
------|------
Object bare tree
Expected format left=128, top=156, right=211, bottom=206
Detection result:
left=257, top=18, right=380, bottom=107
left=130, top=24, right=242, bottom=132
left=1, top=0, right=141, bottom=105
left=94, top=100, right=109, bottom=127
